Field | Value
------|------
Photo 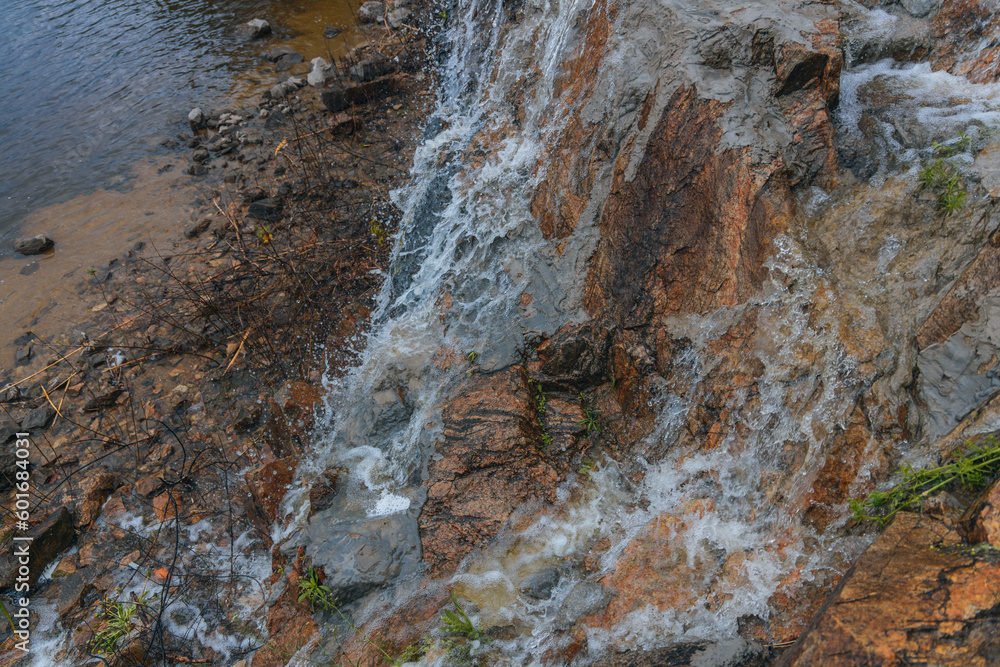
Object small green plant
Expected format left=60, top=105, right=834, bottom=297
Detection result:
left=466, top=351, right=477, bottom=363
left=541, top=432, right=553, bottom=449
left=578, top=459, right=596, bottom=479
left=298, top=567, right=335, bottom=612
left=528, top=379, right=546, bottom=415
left=933, top=130, right=971, bottom=158
left=851, top=437, right=1000, bottom=527
left=440, top=591, right=483, bottom=641
left=91, top=591, right=154, bottom=654
left=918, top=155, right=967, bottom=216
left=391, top=637, right=434, bottom=666
left=578, top=407, right=601, bottom=435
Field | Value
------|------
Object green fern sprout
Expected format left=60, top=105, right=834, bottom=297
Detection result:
left=298, top=567, right=335, bottom=612
left=851, top=437, right=1000, bottom=527
left=578, top=407, right=601, bottom=435
left=440, top=591, right=483, bottom=641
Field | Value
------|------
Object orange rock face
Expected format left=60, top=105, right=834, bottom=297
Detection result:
left=932, top=0, right=1000, bottom=83
left=778, top=513, right=1000, bottom=666
left=584, top=84, right=792, bottom=326
left=418, top=366, right=565, bottom=573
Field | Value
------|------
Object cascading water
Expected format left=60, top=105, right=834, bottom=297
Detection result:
left=280, top=0, right=1000, bottom=664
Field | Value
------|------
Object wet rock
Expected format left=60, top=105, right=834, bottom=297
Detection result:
left=273, top=381, right=323, bottom=438
left=901, top=0, right=941, bottom=18
left=248, top=197, right=284, bottom=222
left=583, top=84, right=794, bottom=327
left=234, top=18, right=271, bottom=42
left=419, top=366, right=563, bottom=574
left=82, top=388, right=124, bottom=412
left=777, top=513, right=1000, bottom=666
left=0, top=507, right=74, bottom=590
left=306, top=512, right=421, bottom=604
left=187, top=107, right=205, bottom=128
left=191, top=148, right=210, bottom=163
left=537, top=322, right=608, bottom=384
left=244, top=456, right=298, bottom=526
left=14, top=347, right=32, bottom=364
left=349, top=56, right=393, bottom=83
left=320, top=74, right=405, bottom=113
left=13, top=235, right=54, bottom=256
left=307, top=467, right=341, bottom=516
left=932, top=0, right=1000, bottom=84
left=0, top=416, right=18, bottom=445
left=187, top=163, right=208, bottom=177
left=254, top=577, right=317, bottom=667
left=323, top=26, right=342, bottom=39
left=965, top=476, right=1000, bottom=545
left=308, top=57, right=335, bottom=87
left=0, top=386, right=20, bottom=403
left=555, top=581, right=606, bottom=631
left=153, top=489, right=183, bottom=522
left=275, top=51, right=304, bottom=72
left=520, top=565, right=560, bottom=600
left=184, top=216, right=213, bottom=239
left=53, top=571, right=94, bottom=618
left=22, top=405, right=55, bottom=430
left=358, top=1, right=385, bottom=23
left=265, top=79, right=301, bottom=100
left=589, top=641, right=771, bottom=667
left=265, top=46, right=297, bottom=62
left=386, top=8, right=412, bottom=29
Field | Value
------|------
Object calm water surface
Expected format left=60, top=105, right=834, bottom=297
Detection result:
left=0, top=0, right=361, bottom=238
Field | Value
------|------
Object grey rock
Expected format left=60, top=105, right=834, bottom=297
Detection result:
left=184, top=217, right=212, bottom=239
left=917, top=294, right=1000, bottom=441
left=234, top=18, right=271, bottom=42
left=266, top=46, right=297, bottom=62
left=248, top=197, right=284, bottom=222
left=386, top=8, right=412, bottom=29
left=275, top=51, right=304, bottom=72
left=191, top=148, right=210, bottom=163
left=14, top=347, right=32, bottom=364
left=555, top=581, right=605, bottom=630
left=13, top=235, right=54, bottom=256
left=0, top=386, right=20, bottom=403
left=188, top=107, right=206, bottom=127
left=900, top=0, right=940, bottom=18
left=358, top=1, right=385, bottom=23
left=305, top=511, right=421, bottom=604
left=22, top=405, right=55, bottom=431
left=265, top=80, right=299, bottom=100
left=520, top=565, right=560, bottom=600
left=0, top=417, right=18, bottom=445
left=324, top=26, right=342, bottom=39
left=350, top=56, right=393, bottom=83
left=308, top=57, right=335, bottom=87
left=187, top=163, right=208, bottom=176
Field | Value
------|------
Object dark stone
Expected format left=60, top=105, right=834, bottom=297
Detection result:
left=22, top=405, right=55, bottom=430
left=82, top=389, right=124, bottom=413
left=264, top=110, right=288, bottom=129
left=307, top=467, right=341, bottom=516
left=537, top=322, right=609, bottom=384
left=349, top=56, right=393, bottom=83
left=191, top=148, right=210, bottom=163
left=275, top=52, right=304, bottom=72
left=306, top=512, right=421, bottom=605
left=324, top=26, right=342, bottom=38
left=0, top=386, right=20, bottom=403
left=265, top=46, right=297, bottom=62
left=521, top=565, right=560, bottom=600
left=0, top=507, right=75, bottom=590
left=14, top=347, right=32, bottom=364
left=242, top=187, right=269, bottom=203
left=320, top=75, right=405, bottom=113
left=0, top=416, right=18, bottom=445
left=184, top=217, right=213, bottom=239
left=358, top=1, right=384, bottom=23
left=13, top=235, right=54, bottom=256
left=234, top=18, right=271, bottom=42
left=18, top=262, right=38, bottom=276
left=187, top=163, right=208, bottom=176
left=248, top=197, right=284, bottom=222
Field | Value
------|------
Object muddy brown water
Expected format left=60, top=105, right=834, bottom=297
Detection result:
left=0, top=0, right=367, bottom=361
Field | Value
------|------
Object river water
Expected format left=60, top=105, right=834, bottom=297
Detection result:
left=0, top=0, right=364, bottom=242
